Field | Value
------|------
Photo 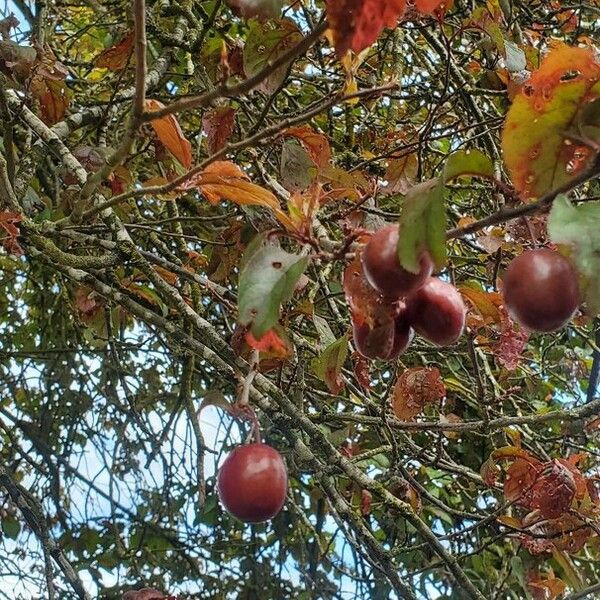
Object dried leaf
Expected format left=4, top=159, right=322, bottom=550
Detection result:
left=392, top=367, right=446, bottom=421
left=494, top=308, right=530, bottom=371
left=95, top=31, right=134, bottom=70
left=202, top=106, right=236, bottom=155
left=384, top=153, right=418, bottom=196
left=530, top=460, right=577, bottom=519
left=0, top=211, right=23, bottom=256
left=145, top=99, right=193, bottom=169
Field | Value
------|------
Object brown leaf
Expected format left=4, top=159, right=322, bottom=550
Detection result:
left=144, top=99, right=193, bottom=169
left=384, top=152, right=418, bottom=195
left=392, top=367, right=446, bottom=421
left=0, top=211, right=23, bottom=256
left=202, top=106, right=236, bottom=155
left=95, top=31, right=134, bottom=71
left=527, top=571, right=567, bottom=600
left=35, top=78, right=70, bottom=124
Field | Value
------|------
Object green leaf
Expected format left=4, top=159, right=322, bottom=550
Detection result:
left=443, top=149, right=495, bottom=182
left=1, top=516, right=21, bottom=539
left=397, top=178, right=446, bottom=273
left=243, top=18, right=302, bottom=95
left=548, top=195, right=600, bottom=315
left=311, top=334, right=349, bottom=394
left=238, top=236, right=309, bottom=337
left=576, top=97, right=600, bottom=146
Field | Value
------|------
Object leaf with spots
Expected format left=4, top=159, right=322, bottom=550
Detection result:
left=502, top=45, right=600, bottom=199
left=391, top=367, right=446, bottom=421
left=530, top=460, right=577, bottom=519
left=238, top=235, right=309, bottom=337
left=243, top=18, right=302, bottom=94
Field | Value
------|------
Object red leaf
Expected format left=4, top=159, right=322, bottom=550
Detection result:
left=95, top=31, right=134, bottom=70
left=392, top=367, right=446, bottom=421
left=415, top=0, right=452, bottom=16
left=326, top=0, right=407, bottom=57
left=361, top=489, right=373, bottom=515
left=342, top=253, right=398, bottom=328
left=144, top=99, right=193, bottom=169
left=74, top=286, right=104, bottom=325
left=202, top=106, right=236, bottom=155
left=530, top=460, right=577, bottom=519
left=494, top=308, right=530, bottom=370
left=352, top=352, right=371, bottom=390
left=0, top=211, right=23, bottom=256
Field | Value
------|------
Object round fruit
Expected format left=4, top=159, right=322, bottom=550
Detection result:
left=352, top=312, right=413, bottom=360
left=362, top=225, right=433, bottom=300
left=407, top=277, right=466, bottom=346
left=217, top=443, right=288, bottom=523
left=502, top=249, right=580, bottom=332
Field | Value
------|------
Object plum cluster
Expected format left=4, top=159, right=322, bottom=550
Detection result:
left=345, top=225, right=467, bottom=360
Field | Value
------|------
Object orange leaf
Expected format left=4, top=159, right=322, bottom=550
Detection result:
left=94, top=32, right=134, bottom=70
left=502, top=45, right=600, bottom=199
left=144, top=99, right=193, bottom=169
left=245, top=328, right=288, bottom=357
left=458, top=284, right=503, bottom=324
left=185, top=161, right=280, bottom=211
left=282, top=126, right=331, bottom=168
left=326, top=0, right=407, bottom=57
